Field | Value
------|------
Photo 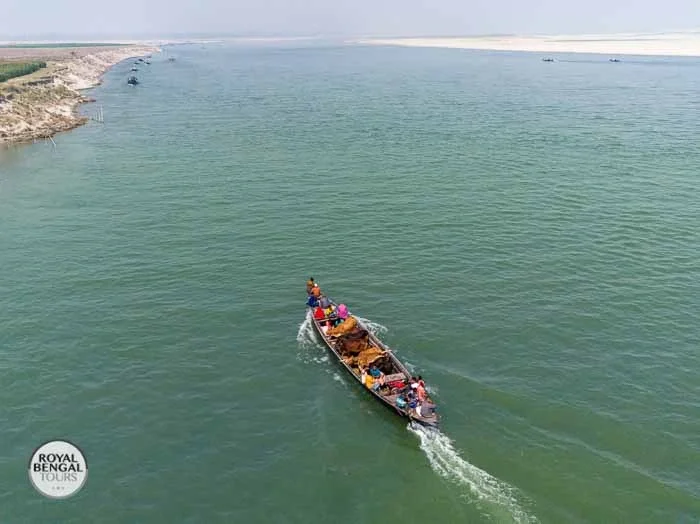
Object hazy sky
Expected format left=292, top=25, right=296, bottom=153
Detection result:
left=2, top=0, right=699, bottom=39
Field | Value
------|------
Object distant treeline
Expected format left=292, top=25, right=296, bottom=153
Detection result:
left=0, top=61, right=47, bottom=82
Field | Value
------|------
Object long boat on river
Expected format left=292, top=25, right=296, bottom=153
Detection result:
left=307, top=294, right=439, bottom=427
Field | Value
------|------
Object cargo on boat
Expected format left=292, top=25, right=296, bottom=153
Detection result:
left=305, top=280, right=439, bottom=427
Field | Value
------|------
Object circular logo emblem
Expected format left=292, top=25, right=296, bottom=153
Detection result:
left=29, top=440, right=88, bottom=499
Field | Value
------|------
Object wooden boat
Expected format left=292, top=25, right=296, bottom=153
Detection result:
left=308, top=296, right=439, bottom=427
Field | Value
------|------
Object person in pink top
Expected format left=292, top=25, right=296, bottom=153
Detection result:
left=337, top=303, right=348, bottom=319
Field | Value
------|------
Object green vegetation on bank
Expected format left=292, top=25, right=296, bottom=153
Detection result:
left=0, top=61, right=47, bottom=82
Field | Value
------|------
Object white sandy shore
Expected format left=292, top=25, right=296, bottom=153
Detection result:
left=356, top=32, right=700, bottom=57
left=0, top=46, right=158, bottom=144
left=57, top=46, right=159, bottom=90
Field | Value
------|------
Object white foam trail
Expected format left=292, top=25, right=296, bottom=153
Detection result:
left=403, top=360, right=417, bottom=374
left=296, top=309, right=317, bottom=347
left=408, top=424, right=537, bottom=524
left=296, top=310, right=326, bottom=363
left=355, top=315, right=388, bottom=335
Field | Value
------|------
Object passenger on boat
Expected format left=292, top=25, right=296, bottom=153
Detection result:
left=306, top=277, right=315, bottom=294
left=364, top=373, right=377, bottom=391
left=407, top=389, right=419, bottom=410
left=313, top=306, right=325, bottom=319
left=417, top=375, right=425, bottom=388
left=313, top=306, right=327, bottom=327
left=306, top=283, right=322, bottom=307
left=361, top=366, right=381, bottom=392
left=333, top=303, right=348, bottom=326
left=396, top=394, right=408, bottom=409
left=369, top=364, right=385, bottom=387
left=319, top=295, right=330, bottom=309
left=416, top=383, right=427, bottom=402
left=326, top=314, right=357, bottom=336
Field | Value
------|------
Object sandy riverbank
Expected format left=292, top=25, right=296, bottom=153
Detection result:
left=0, top=45, right=158, bottom=145
left=356, top=32, right=700, bottom=57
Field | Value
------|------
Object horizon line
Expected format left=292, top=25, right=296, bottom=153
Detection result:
left=2, top=28, right=700, bottom=44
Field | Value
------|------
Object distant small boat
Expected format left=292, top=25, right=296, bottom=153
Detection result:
left=542, top=57, right=555, bottom=62
left=145, top=61, right=151, bottom=65
left=167, top=57, right=176, bottom=62
left=609, top=58, right=621, bottom=63
left=130, top=67, right=138, bottom=72
left=127, top=76, right=139, bottom=86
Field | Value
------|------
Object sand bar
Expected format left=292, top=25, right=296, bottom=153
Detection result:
left=0, top=45, right=158, bottom=145
left=356, top=32, right=700, bottom=57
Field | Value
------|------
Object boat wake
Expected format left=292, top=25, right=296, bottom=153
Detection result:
left=408, top=423, right=537, bottom=523
left=296, top=309, right=317, bottom=348
left=355, top=315, right=388, bottom=335
left=296, top=311, right=351, bottom=386
left=297, top=310, right=387, bottom=350
left=296, top=310, right=327, bottom=363
left=298, top=309, right=533, bottom=521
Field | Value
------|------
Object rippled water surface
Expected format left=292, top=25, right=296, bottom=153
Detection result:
left=1, top=43, right=699, bottom=523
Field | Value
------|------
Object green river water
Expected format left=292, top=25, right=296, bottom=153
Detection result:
left=1, top=41, right=699, bottom=523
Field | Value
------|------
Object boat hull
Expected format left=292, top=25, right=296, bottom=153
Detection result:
left=307, top=306, right=439, bottom=428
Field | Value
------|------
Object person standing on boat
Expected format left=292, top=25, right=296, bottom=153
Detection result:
left=416, top=382, right=427, bottom=402
left=306, top=277, right=315, bottom=295
left=307, top=281, right=322, bottom=307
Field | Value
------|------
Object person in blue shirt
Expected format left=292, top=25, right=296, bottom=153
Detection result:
left=368, top=364, right=385, bottom=389
left=407, top=389, right=418, bottom=409
left=396, top=394, right=408, bottom=409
